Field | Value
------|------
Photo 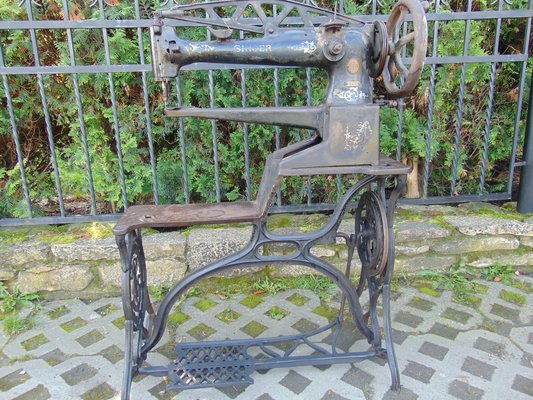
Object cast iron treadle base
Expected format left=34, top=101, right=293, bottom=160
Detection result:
left=168, top=343, right=254, bottom=390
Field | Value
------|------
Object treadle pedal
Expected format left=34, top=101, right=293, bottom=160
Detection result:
left=167, top=342, right=254, bottom=390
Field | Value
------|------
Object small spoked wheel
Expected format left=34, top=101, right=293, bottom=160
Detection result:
left=121, top=230, right=155, bottom=400
left=355, top=191, right=389, bottom=278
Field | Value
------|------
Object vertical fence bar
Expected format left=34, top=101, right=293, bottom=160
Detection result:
left=274, top=67, right=282, bottom=206
left=507, top=4, right=532, bottom=196
left=517, top=69, right=533, bottom=213
left=305, top=67, right=313, bottom=205
left=98, top=0, right=128, bottom=211
left=478, top=0, right=503, bottom=194
left=422, top=0, right=440, bottom=197
left=134, top=0, right=159, bottom=204
left=450, top=0, right=473, bottom=195
left=25, top=0, right=65, bottom=216
left=175, top=76, right=190, bottom=203
left=241, top=59, right=251, bottom=200
left=209, top=69, right=222, bottom=202
left=0, top=46, right=32, bottom=218
left=62, top=0, right=97, bottom=215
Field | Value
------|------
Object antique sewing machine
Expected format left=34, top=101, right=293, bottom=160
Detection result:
left=113, top=0, right=427, bottom=398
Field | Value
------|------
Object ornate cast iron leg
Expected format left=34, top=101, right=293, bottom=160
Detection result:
left=116, top=230, right=156, bottom=400
left=381, top=176, right=406, bottom=391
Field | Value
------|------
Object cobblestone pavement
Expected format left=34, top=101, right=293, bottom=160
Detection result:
left=1, top=276, right=532, bottom=400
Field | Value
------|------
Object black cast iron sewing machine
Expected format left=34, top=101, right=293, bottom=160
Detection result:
left=113, top=1, right=428, bottom=398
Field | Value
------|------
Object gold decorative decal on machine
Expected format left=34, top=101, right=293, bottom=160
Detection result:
left=344, top=121, right=373, bottom=151
left=333, top=87, right=368, bottom=102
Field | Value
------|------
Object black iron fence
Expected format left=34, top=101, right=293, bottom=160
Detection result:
left=0, top=0, right=532, bottom=226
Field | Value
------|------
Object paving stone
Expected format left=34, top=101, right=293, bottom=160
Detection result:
left=41, top=348, right=69, bottom=366
left=100, top=345, right=123, bottom=364
left=445, top=216, right=533, bottom=236
left=18, top=265, right=94, bottom=293
left=512, top=374, right=533, bottom=396
left=441, top=307, right=472, bottom=324
left=323, top=320, right=364, bottom=352
left=12, top=384, right=50, bottom=400
left=279, top=370, right=311, bottom=394
left=81, top=382, right=117, bottom=400
left=429, top=322, right=460, bottom=340
left=490, top=303, right=520, bottom=323
left=461, top=356, right=496, bottom=380
left=76, top=329, right=105, bottom=348
left=402, top=360, right=435, bottom=384
left=382, top=387, right=418, bottom=400
left=291, top=318, right=320, bottom=333
left=473, top=337, right=506, bottom=357
left=448, top=379, right=484, bottom=400
left=392, top=328, right=410, bottom=345
left=320, top=390, right=350, bottom=400
left=0, top=368, right=30, bottom=391
left=341, top=365, right=374, bottom=389
left=407, top=296, right=435, bottom=312
left=418, top=341, right=449, bottom=361
left=395, top=221, right=451, bottom=243
left=394, top=311, right=423, bottom=328
left=60, top=363, right=98, bottom=386
left=432, top=235, right=519, bottom=254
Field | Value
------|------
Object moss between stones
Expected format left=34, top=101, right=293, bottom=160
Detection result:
left=508, top=278, right=533, bottom=294
left=112, top=316, right=125, bottom=330
left=187, top=323, right=216, bottom=340
left=459, top=295, right=482, bottom=310
left=47, top=305, right=69, bottom=320
left=473, top=207, right=529, bottom=221
left=60, top=317, right=87, bottom=333
left=265, top=306, right=289, bottom=321
left=286, top=292, right=310, bottom=306
left=193, top=298, right=217, bottom=312
left=499, top=289, right=526, bottom=305
left=395, top=208, right=425, bottom=222
left=168, top=310, right=190, bottom=328
left=267, top=215, right=293, bottom=230
left=239, top=294, right=264, bottom=309
left=21, top=333, right=49, bottom=351
left=94, top=304, right=118, bottom=317
left=428, top=216, right=456, bottom=233
left=240, top=320, right=267, bottom=338
left=81, top=382, right=117, bottom=400
left=312, top=305, right=338, bottom=322
left=215, top=308, right=240, bottom=323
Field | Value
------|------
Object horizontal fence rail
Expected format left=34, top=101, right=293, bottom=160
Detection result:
left=0, top=0, right=532, bottom=226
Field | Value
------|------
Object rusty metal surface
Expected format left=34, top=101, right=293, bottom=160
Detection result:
left=113, top=201, right=259, bottom=235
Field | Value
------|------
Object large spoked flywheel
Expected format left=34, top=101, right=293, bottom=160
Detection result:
left=355, top=191, right=390, bottom=277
